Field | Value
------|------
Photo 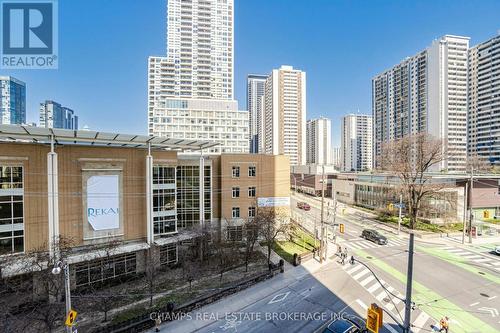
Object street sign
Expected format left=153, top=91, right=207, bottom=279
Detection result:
left=65, top=309, right=77, bottom=327
left=394, top=203, right=406, bottom=209
left=366, top=308, right=379, bottom=333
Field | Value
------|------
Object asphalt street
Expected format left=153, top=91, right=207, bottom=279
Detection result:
left=151, top=193, right=500, bottom=333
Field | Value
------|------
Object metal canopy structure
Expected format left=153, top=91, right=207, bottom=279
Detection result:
left=0, top=124, right=219, bottom=151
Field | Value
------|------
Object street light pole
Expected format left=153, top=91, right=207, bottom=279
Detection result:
left=398, top=194, right=402, bottom=235
left=403, top=233, right=415, bottom=333
left=469, top=166, right=474, bottom=244
left=320, top=165, right=326, bottom=263
left=53, top=260, right=72, bottom=333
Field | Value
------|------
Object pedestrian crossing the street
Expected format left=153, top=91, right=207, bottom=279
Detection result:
left=343, top=263, right=434, bottom=333
left=343, top=237, right=407, bottom=251
left=439, top=246, right=500, bottom=273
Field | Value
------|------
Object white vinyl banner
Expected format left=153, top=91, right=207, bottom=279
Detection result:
left=257, top=197, right=290, bottom=207
left=86, top=175, right=120, bottom=231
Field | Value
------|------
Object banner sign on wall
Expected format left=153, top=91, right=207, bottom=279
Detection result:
left=87, top=175, right=120, bottom=230
left=257, top=197, right=290, bottom=207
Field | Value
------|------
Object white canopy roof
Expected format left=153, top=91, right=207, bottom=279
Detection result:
left=0, top=124, right=219, bottom=151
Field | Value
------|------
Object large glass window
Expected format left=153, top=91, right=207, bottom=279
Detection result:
left=0, top=166, right=24, bottom=255
left=177, top=165, right=211, bottom=229
left=153, top=166, right=175, bottom=185
left=154, top=215, right=176, bottom=235
left=74, top=252, right=137, bottom=287
left=153, top=188, right=176, bottom=211
left=160, top=244, right=178, bottom=266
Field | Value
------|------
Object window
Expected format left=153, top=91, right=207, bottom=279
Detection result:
left=248, top=166, right=256, bottom=177
left=153, top=215, right=176, bottom=235
left=153, top=188, right=176, bottom=211
left=232, top=207, right=240, bottom=218
left=232, top=187, right=240, bottom=198
left=248, top=186, right=256, bottom=197
left=176, top=165, right=211, bottom=229
left=0, top=166, right=24, bottom=256
left=153, top=166, right=175, bottom=185
left=227, top=226, right=243, bottom=241
left=248, top=206, right=256, bottom=218
left=74, top=253, right=137, bottom=287
left=160, top=244, right=178, bottom=266
left=232, top=166, right=240, bottom=178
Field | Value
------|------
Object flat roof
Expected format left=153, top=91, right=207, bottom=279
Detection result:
left=0, top=124, right=219, bottom=151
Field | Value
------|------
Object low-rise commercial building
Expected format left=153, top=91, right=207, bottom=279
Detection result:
left=331, top=173, right=500, bottom=224
left=0, top=125, right=290, bottom=289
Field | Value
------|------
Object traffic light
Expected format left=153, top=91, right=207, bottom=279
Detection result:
left=339, top=223, right=345, bottom=233
left=366, top=303, right=383, bottom=333
left=366, top=303, right=382, bottom=333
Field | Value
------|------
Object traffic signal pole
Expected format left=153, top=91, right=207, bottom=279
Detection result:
left=320, top=165, right=326, bottom=263
left=403, top=233, right=414, bottom=333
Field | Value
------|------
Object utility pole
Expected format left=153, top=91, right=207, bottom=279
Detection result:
left=403, top=233, right=414, bottom=333
left=398, top=194, right=402, bottom=235
left=320, top=165, right=326, bottom=263
left=469, top=166, right=474, bottom=244
left=462, top=182, right=468, bottom=244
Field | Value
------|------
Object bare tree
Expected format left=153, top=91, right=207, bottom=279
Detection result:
left=243, top=218, right=261, bottom=272
left=145, top=246, right=161, bottom=307
left=256, top=209, right=290, bottom=268
left=378, top=133, right=445, bottom=229
left=211, top=239, right=238, bottom=284
left=0, top=236, right=74, bottom=332
left=466, top=153, right=492, bottom=174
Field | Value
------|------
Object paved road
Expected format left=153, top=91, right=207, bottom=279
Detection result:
left=152, top=194, right=500, bottom=333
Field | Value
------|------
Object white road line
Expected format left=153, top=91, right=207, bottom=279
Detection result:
left=473, top=258, right=493, bottom=263
left=375, top=290, right=387, bottom=302
left=384, top=324, right=399, bottom=333
left=489, top=261, right=500, bottom=266
left=360, top=275, right=375, bottom=287
left=412, top=312, right=430, bottom=333
left=488, top=296, right=497, bottom=301
left=348, top=243, right=362, bottom=250
left=353, top=268, right=371, bottom=280
left=346, top=264, right=364, bottom=274
left=446, top=248, right=468, bottom=253
left=470, top=301, right=480, bottom=306
left=367, top=281, right=382, bottom=294
left=356, top=298, right=368, bottom=310
left=463, top=255, right=483, bottom=259
left=356, top=242, right=372, bottom=249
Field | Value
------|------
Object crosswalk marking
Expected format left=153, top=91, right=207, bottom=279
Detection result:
left=442, top=247, right=500, bottom=268
left=412, top=311, right=430, bottom=333
left=367, top=281, right=381, bottom=293
left=347, top=264, right=364, bottom=275
left=353, top=268, right=370, bottom=280
left=344, top=237, right=407, bottom=251
left=344, top=264, right=434, bottom=333
left=360, top=275, right=375, bottom=287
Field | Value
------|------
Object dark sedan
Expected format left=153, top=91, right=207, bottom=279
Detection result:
left=361, top=229, right=387, bottom=245
left=323, top=314, right=366, bottom=333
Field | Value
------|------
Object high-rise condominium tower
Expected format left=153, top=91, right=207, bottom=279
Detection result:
left=306, top=117, right=332, bottom=165
left=263, top=65, right=306, bottom=166
left=0, top=76, right=26, bottom=125
left=372, top=35, right=469, bottom=171
left=247, top=74, right=267, bottom=153
left=149, top=0, right=233, bottom=100
left=39, top=100, right=78, bottom=130
left=148, top=0, right=248, bottom=153
left=341, top=114, right=372, bottom=172
left=468, top=33, right=500, bottom=165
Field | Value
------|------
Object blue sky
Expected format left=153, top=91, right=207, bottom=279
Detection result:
left=2, top=0, right=500, bottom=146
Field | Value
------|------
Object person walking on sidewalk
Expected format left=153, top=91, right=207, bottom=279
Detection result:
left=438, top=317, right=449, bottom=333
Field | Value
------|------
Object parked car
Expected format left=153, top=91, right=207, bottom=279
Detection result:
left=494, top=245, right=500, bottom=255
left=361, top=229, right=387, bottom=245
left=296, top=202, right=311, bottom=211
left=323, top=314, right=365, bottom=333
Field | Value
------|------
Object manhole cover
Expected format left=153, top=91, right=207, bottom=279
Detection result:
left=478, top=272, right=485, bottom=275
left=367, top=256, right=373, bottom=259
left=480, top=292, right=490, bottom=297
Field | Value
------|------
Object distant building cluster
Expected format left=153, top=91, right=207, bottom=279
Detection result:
left=372, top=33, right=500, bottom=171
left=0, top=76, right=78, bottom=130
